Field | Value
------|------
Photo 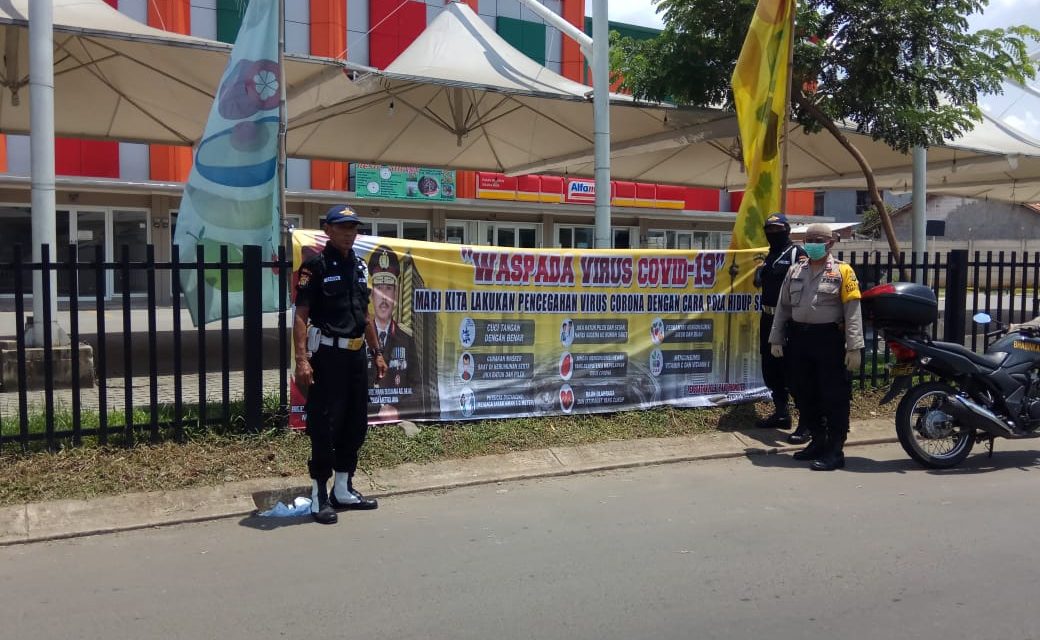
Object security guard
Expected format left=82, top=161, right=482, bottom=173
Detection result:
left=754, top=213, right=808, bottom=441
left=294, top=205, right=387, bottom=524
left=768, top=223, right=863, bottom=471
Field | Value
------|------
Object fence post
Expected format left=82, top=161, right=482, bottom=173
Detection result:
left=243, top=245, right=263, bottom=432
left=944, top=250, right=969, bottom=344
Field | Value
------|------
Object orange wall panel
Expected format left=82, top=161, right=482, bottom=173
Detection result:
left=149, top=0, right=192, bottom=182
left=0, top=135, right=7, bottom=173
left=787, top=190, right=815, bottom=215
left=456, top=170, right=477, bottom=199
left=310, top=0, right=349, bottom=189
left=560, top=0, right=586, bottom=82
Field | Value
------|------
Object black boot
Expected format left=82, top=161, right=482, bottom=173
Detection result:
left=810, top=452, right=846, bottom=471
left=787, top=422, right=812, bottom=444
left=792, top=439, right=828, bottom=461
left=310, top=479, right=338, bottom=524
left=755, top=412, right=792, bottom=430
left=330, top=472, right=378, bottom=510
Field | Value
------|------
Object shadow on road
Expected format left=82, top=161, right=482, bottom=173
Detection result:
left=237, top=514, right=313, bottom=531
left=745, top=448, right=1040, bottom=475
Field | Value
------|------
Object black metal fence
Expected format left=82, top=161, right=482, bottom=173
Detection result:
left=0, top=243, right=291, bottom=452
left=3, top=245, right=1039, bottom=453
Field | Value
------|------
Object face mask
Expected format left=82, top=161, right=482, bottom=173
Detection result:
left=804, top=243, right=828, bottom=260
left=766, top=232, right=789, bottom=249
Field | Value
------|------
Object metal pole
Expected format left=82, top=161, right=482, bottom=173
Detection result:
left=591, top=0, right=611, bottom=248
left=29, top=0, right=58, bottom=347
left=911, top=145, right=927, bottom=281
left=278, top=0, right=288, bottom=229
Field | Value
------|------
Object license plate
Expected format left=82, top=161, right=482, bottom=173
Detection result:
left=889, top=363, right=915, bottom=376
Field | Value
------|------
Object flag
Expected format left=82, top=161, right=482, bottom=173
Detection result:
left=173, top=0, right=283, bottom=325
left=728, top=0, right=795, bottom=250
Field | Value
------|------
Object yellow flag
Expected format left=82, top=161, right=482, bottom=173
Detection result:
left=728, top=0, right=795, bottom=250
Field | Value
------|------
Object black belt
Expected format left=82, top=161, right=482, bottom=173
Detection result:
left=789, top=321, right=840, bottom=333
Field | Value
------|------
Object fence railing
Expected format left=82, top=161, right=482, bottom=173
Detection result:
left=3, top=245, right=1039, bottom=452
left=0, top=243, right=291, bottom=452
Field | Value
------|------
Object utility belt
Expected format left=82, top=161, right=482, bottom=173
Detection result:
left=788, top=321, right=842, bottom=334
left=308, top=326, right=364, bottom=352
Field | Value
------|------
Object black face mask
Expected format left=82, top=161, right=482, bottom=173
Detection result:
left=766, top=231, right=790, bottom=250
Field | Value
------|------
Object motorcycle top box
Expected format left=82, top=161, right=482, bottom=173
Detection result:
left=861, top=282, right=938, bottom=328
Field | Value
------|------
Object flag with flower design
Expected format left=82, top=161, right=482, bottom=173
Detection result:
left=173, top=0, right=283, bottom=325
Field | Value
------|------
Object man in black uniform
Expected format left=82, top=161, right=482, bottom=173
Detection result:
left=294, top=205, right=387, bottom=524
left=754, top=213, right=810, bottom=443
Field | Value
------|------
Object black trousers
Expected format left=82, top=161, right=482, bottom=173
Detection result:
left=305, top=345, right=370, bottom=480
left=787, top=323, right=851, bottom=455
left=760, top=312, right=791, bottom=414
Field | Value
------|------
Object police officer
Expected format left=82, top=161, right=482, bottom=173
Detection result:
left=367, top=245, right=420, bottom=421
left=754, top=213, right=809, bottom=442
left=294, top=205, right=387, bottom=524
left=768, top=223, right=863, bottom=471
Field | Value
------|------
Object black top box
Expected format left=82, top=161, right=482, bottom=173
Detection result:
left=861, top=282, right=938, bottom=328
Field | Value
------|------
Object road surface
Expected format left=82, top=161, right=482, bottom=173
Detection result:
left=3, top=441, right=1039, bottom=640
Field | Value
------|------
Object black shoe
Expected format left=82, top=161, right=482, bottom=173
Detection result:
left=311, top=482, right=338, bottom=525
left=330, top=487, right=379, bottom=511
left=810, top=454, right=846, bottom=471
left=755, top=413, right=792, bottom=430
left=792, top=444, right=826, bottom=461
left=787, top=427, right=812, bottom=444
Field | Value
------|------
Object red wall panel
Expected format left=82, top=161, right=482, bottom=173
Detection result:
left=369, top=0, right=427, bottom=69
left=684, top=188, right=721, bottom=212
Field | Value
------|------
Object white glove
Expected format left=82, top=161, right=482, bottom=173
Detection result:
left=770, top=344, right=784, bottom=358
left=845, top=349, right=862, bottom=372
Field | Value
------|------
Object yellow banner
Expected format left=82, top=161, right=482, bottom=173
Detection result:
left=291, top=232, right=768, bottom=424
left=729, top=0, right=795, bottom=251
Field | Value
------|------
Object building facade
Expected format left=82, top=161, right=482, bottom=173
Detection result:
left=0, top=0, right=817, bottom=303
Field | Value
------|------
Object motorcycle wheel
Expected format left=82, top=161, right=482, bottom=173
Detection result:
left=896, top=381, right=975, bottom=469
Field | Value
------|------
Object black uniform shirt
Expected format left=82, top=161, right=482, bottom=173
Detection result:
left=759, top=243, right=807, bottom=307
left=295, top=244, right=370, bottom=339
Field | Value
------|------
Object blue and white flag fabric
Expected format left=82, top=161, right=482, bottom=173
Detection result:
left=173, top=0, right=283, bottom=325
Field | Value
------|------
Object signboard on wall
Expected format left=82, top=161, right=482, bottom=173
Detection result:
left=355, top=164, right=456, bottom=201
left=289, top=231, right=767, bottom=427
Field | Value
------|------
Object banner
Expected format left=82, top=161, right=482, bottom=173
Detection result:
left=729, top=0, right=795, bottom=251
left=172, top=0, right=283, bottom=325
left=355, top=164, right=456, bottom=201
left=290, top=232, right=767, bottom=427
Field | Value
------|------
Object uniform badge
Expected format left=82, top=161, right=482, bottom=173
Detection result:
left=298, top=269, right=311, bottom=287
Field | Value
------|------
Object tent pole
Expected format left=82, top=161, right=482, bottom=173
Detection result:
left=591, top=0, right=611, bottom=249
left=911, top=146, right=926, bottom=281
left=29, top=0, right=60, bottom=347
left=278, top=0, right=288, bottom=233
left=513, top=0, right=609, bottom=248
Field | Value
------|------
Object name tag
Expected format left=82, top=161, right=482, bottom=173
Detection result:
left=324, top=275, right=341, bottom=283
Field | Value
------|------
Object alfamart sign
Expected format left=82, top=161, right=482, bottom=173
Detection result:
left=290, top=232, right=768, bottom=427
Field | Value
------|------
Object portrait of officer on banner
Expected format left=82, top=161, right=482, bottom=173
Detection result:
left=367, top=244, right=422, bottom=421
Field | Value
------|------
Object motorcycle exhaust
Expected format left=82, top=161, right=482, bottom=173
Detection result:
left=939, top=395, right=1015, bottom=437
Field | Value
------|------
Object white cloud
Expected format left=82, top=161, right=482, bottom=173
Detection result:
left=585, top=0, right=664, bottom=30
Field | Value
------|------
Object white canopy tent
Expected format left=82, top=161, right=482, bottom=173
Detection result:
left=2, top=0, right=1038, bottom=204
left=0, top=0, right=350, bottom=146
left=285, top=2, right=737, bottom=176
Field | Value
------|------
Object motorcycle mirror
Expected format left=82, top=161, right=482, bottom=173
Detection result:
left=973, top=312, right=993, bottom=324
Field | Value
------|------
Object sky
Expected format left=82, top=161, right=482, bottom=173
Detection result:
left=588, top=0, right=1040, bottom=139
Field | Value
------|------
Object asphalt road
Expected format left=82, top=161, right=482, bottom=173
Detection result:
left=4, top=441, right=1040, bottom=640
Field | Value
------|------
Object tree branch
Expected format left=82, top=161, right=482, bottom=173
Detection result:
left=793, top=94, right=903, bottom=261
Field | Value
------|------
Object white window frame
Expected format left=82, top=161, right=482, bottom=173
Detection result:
left=478, top=221, right=542, bottom=248
left=556, top=224, right=637, bottom=249
left=361, top=218, right=431, bottom=242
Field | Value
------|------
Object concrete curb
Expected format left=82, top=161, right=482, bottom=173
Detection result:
left=0, top=419, right=898, bottom=546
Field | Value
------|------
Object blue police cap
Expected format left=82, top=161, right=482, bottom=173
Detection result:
left=324, top=205, right=362, bottom=225
left=764, top=212, right=789, bottom=228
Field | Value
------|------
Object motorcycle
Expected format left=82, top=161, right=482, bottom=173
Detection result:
left=863, top=282, right=1040, bottom=469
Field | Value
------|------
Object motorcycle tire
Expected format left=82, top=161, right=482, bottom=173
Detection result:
left=896, top=381, right=975, bottom=469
